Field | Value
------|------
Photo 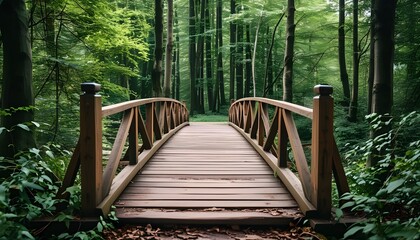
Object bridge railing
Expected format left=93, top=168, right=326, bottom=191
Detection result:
left=58, top=83, right=189, bottom=216
left=228, top=85, right=349, bottom=219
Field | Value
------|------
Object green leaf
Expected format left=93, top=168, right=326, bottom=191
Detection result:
left=16, top=124, right=30, bottom=131
left=46, top=150, right=54, bottom=158
left=340, top=201, right=355, bottom=209
left=21, top=231, right=35, bottom=240
left=0, top=127, right=6, bottom=135
left=386, top=179, right=405, bottom=193
left=22, top=181, right=44, bottom=191
left=335, top=208, right=344, bottom=219
left=97, top=222, right=103, bottom=232
left=31, top=121, right=40, bottom=128
left=344, top=226, right=364, bottom=239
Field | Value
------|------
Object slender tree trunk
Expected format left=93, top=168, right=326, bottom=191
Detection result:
left=175, top=33, right=181, bottom=100
left=348, top=0, right=359, bottom=122
left=152, top=0, right=163, bottom=97
left=367, top=0, right=375, bottom=114
left=338, top=0, right=350, bottom=106
left=229, top=0, right=236, bottom=101
left=196, top=0, right=205, bottom=113
left=189, top=0, right=197, bottom=115
left=236, top=19, right=244, bottom=100
left=368, top=0, right=397, bottom=167
left=282, top=0, right=295, bottom=102
left=213, top=0, right=225, bottom=111
left=164, top=0, right=174, bottom=97
left=0, top=0, right=37, bottom=158
left=244, top=25, right=252, bottom=97
left=205, top=0, right=213, bottom=110
left=252, top=18, right=262, bottom=97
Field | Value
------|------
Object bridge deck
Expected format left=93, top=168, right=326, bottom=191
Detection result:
left=115, top=123, right=301, bottom=225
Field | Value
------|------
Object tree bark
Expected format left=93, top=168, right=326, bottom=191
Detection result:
left=164, top=0, right=174, bottom=97
left=152, top=0, right=163, bottom=97
left=348, top=0, right=359, bottom=122
left=338, top=0, right=350, bottom=106
left=368, top=0, right=397, bottom=167
left=189, top=0, right=197, bottom=115
left=244, top=25, right=252, bottom=97
left=229, top=0, right=236, bottom=101
left=236, top=19, right=244, bottom=100
left=205, top=0, right=213, bottom=110
left=0, top=0, right=37, bottom=158
left=213, top=0, right=225, bottom=111
left=282, top=0, right=295, bottom=102
left=367, top=0, right=375, bottom=114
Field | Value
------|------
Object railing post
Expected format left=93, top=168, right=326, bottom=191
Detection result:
left=80, top=82, right=103, bottom=216
left=311, top=85, right=334, bottom=219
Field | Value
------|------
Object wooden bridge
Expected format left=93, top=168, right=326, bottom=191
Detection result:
left=58, top=83, right=350, bottom=228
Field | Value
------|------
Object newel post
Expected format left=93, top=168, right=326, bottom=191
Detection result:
left=80, top=82, right=103, bottom=216
left=311, top=85, right=334, bottom=219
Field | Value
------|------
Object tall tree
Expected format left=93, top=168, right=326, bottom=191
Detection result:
left=205, top=0, right=213, bottom=110
left=348, top=0, right=359, bottom=122
left=152, top=0, right=163, bottom=97
left=244, top=25, right=252, bottom=97
left=282, top=0, right=295, bottom=102
left=189, top=0, right=197, bottom=115
left=0, top=0, right=37, bottom=158
left=368, top=0, right=397, bottom=167
left=236, top=9, right=244, bottom=100
left=229, top=0, right=236, bottom=100
left=338, top=0, right=351, bottom=106
left=367, top=0, right=375, bottom=114
left=164, top=0, right=174, bottom=97
left=213, top=0, right=225, bottom=111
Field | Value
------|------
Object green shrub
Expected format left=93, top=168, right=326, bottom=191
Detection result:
left=341, top=112, right=420, bottom=239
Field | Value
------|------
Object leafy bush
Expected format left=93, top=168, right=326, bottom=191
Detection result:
left=341, top=112, right=420, bottom=239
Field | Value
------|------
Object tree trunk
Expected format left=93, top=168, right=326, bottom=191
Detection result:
left=229, top=0, right=236, bottom=101
left=348, top=0, right=359, bottom=122
left=164, top=0, right=174, bottom=97
left=189, top=0, right=197, bottom=115
left=236, top=20, right=244, bottom=100
left=338, top=0, right=350, bottom=106
left=244, top=25, right=252, bottom=97
left=368, top=0, right=397, bottom=167
left=213, top=0, right=225, bottom=111
left=152, top=0, right=163, bottom=97
left=205, top=0, right=213, bottom=110
left=196, top=0, right=205, bottom=113
left=367, top=0, right=375, bottom=114
left=0, top=0, right=37, bottom=158
left=282, top=0, right=295, bottom=102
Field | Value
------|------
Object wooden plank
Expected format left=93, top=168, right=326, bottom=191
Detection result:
left=115, top=200, right=298, bottom=208
left=128, top=182, right=284, bottom=188
left=118, top=194, right=292, bottom=200
left=116, top=209, right=299, bottom=226
left=122, top=187, right=290, bottom=194
left=140, top=170, right=273, bottom=175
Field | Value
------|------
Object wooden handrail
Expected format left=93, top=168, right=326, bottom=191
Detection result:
left=58, top=83, right=189, bottom=216
left=228, top=85, right=349, bottom=219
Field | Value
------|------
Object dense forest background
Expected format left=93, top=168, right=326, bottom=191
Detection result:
left=0, top=0, right=419, bottom=239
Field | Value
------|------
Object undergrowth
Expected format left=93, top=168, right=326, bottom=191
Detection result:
left=0, top=125, right=117, bottom=239
left=340, top=111, right=420, bottom=239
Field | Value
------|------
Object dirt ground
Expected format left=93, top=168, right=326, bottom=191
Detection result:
left=102, top=224, right=327, bottom=240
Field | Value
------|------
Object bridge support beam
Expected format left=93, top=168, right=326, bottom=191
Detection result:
left=311, top=85, right=334, bottom=219
left=80, top=83, right=103, bottom=216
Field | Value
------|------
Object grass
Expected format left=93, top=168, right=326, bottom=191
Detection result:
left=189, top=114, right=228, bottom=122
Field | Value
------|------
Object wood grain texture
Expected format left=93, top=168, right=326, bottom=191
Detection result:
left=115, top=123, right=299, bottom=223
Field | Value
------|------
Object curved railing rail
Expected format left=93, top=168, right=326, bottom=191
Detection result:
left=228, top=85, right=349, bottom=218
left=58, top=83, right=189, bottom=216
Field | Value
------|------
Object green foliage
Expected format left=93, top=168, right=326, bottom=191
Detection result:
left=341, top=112, right=420, bottom=239
left=0, top=151, right=62, bottom=239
